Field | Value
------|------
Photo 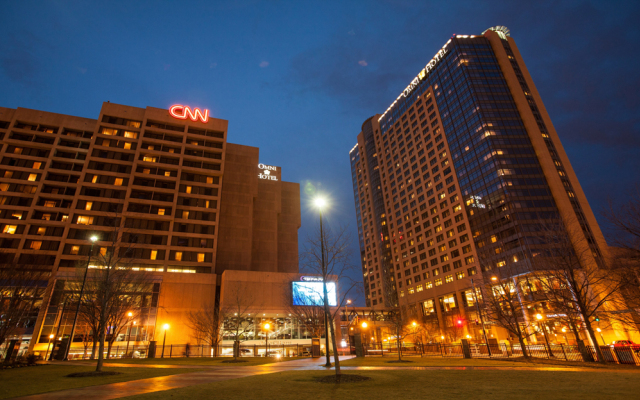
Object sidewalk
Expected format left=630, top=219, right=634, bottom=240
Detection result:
left=13, top=357, right=346, bottom=400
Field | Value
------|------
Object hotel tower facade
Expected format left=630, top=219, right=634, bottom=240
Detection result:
left=349, top=27, right=625, bottom=343
left=0, top=102, right=306, bottom=356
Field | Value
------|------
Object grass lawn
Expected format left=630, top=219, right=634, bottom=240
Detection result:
left=122, top=368, right=640, bottom=400
left=96, top=356, right=307, bottom=366
left=0, top=365, right=200, bottom=399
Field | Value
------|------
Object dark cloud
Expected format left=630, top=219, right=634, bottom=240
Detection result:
left=0, top=32, right=43, bottom=86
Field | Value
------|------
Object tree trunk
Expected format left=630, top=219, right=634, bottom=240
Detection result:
left=327, top=312, right=341, bottom=382
left=96, top=327, right=106, bottom=372
left=397, top=328, right=402, bottom=361
left=517, top=334, right=529, bottom=359
left=107, top=340, right=113, bottom=359
left=584, top=322, right=605, bottom=363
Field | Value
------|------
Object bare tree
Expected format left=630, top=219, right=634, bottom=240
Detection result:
left=301, top=221, right=359, bottom=382
left=186, top=303, right=224, bottom=356
left=478, top=264, right=537, bottom=359
left=220, top=283, right=260, bottom=361
left=441, top=312, right=465, bottom=343
left=603, top=194, right=640, bottom=329
left=65, top=214, right=152, bottom=371
left=286, top=290, right=326, bottom=340
left=0, top=257, right=49, bottom=349
left=528, top=218, right=631, bottom=362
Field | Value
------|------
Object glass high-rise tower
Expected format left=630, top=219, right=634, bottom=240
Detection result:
left=350, top=27, right=609, bottom=336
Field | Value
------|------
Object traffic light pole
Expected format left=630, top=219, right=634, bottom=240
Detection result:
left=471, top=278, right=491, bottom=356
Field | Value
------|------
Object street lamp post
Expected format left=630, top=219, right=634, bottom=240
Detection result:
left=161, top=323, right=169, bottom=358
left=264, top=322, right=271, bottom=356
left=470, top=278, right=492, bottom=356
left=64, top=235, right=98, bottom=361
left=124, top=312, right=134, bottom=358
left=596, top=328, right=606, bottom=345
left=313, top=197, right=332, bottom=368
left=536, top=314, right=554, bottom=357
left=44, top=334, right=54, bottom=361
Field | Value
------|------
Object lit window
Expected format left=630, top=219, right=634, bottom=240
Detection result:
left=408, top=287, right=415, bottom=295
left=102, top=128, right=117, bottom=136
left=497, top=261, right=506, bottom=267
left=3, top=225, right=17, bottom=234
left=100, top=247, right=107, bottom=256
left=513, top=255, right=518, bottom=262
left=456, top=272, right=465, bottom=280
left=186, top=186, right=192, bottom=194
left=13, top=147, right=22, bottom=154
left=151, top=250, right=158, bottom=260
left=416, top=284, right=423, bottom=292
left=143, top=169, right=151, bottom=174
left=182, top=211, right=189, bottom=219
left=37, top=227, right=46, bottom=235
left=70, top=245, right=80, bottom=255
left=77, top=216, right=94, bottom=225
left=445, top=275, right=454, bottom=283
left=92, top=175, right=98, bottom=183
left=158, top=208, right=165, bottom=216
left=61, top=215, right=69, bottom=222
left=124, top=142, right=131, bottom=150
left=28, top=174, right=37, bottom=181
left=44, top=201, right=56, bottom=208
left=400, top=291, right=405, bottom=297
left=0, top=183, right=8, bottom=191
left=11, top=212, right=22, bottom=220
left=175, top=252, right=182, bottom=261
left=85, top=202, right=93, bottom=211
left=425, top=281, right=433, bottom=289
left=4, top=171, right=13, bottom=178
left=197, top=253, right=205, bottom=262
left=30, top=241, right=42, bottom=250
left=207, top=177, right=214, bottom=184
left=164, top=171, right=171, bottom=177
left=114, top=178, right=123, bottom=186
left=33, top=162, right=42, bottom=169
left=41, top=214, right=51, bottom=221
left=124, top=131, right=137, bottom=139
left=143, top=156, right=157, bottom=163
left=435, top=278, right=442, bottom=286
left=205, top=201, right=210, bottom=208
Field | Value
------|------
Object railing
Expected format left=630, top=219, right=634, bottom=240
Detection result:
left=65, top=343, right=316, bottom=360
left=359, top=342, right=640, bottom=366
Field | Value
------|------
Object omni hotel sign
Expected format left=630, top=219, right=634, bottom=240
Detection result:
left=258, top=163, right=278, bottom=181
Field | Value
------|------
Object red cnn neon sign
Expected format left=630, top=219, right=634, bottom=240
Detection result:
left=169, top=105, right=210, bottom=123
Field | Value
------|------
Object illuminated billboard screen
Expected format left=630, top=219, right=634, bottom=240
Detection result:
left=292, top=282, right=337, bottom=307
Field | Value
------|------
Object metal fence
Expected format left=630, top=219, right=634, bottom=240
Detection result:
left=66, top=343, right=315, bottom=360
left=360, top=342, right=640, bottom=366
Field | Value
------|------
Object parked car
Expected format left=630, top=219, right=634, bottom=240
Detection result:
left=610, top=340, right=640, bottom=351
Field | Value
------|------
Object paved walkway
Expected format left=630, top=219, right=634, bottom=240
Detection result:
left=13, top=357, right=345, bottom=400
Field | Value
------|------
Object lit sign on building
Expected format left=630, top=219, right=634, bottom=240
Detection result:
left=467, top=195, right=486, bottom=209
left=292, top=281, right=337, bottom=306
left=300, top=276, right=323, bottom=282
left=379, top=39, right=452, bottom=122
left=258, top=163, right=278, bottom=181
left=169, top=104, right=210, bottom=123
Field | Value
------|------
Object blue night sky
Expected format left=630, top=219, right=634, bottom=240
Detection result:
left=1, top=1, right=639, bottom=305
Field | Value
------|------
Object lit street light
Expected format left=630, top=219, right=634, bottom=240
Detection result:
left=264, top=322, right=271, bottom=356
left=536, top=314, right=554, bottom=357
left=125, top=312, right=135, bottom=358
left=45, top=334, right=54, bottom=361
left=161, top=323, right=169, bottom=358
left=65, top=234, right=98, bottom=361
left=596, top=328, right=606, bottom=345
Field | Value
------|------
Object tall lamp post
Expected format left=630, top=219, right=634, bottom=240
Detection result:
left=124, top=312, right=134, bottom=358
left=536, top=314, right=554, bottom=357
left=44, top=334, right=54, bottom=361
left=313, top=197, right=332, bottom=368
left=263, top=322, right=271, bottom=356
left=161, top=323, right=169, bottom=358
left=64, top=235, right=98, bottom=361
left=596, top=328, right=606, bottom=345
